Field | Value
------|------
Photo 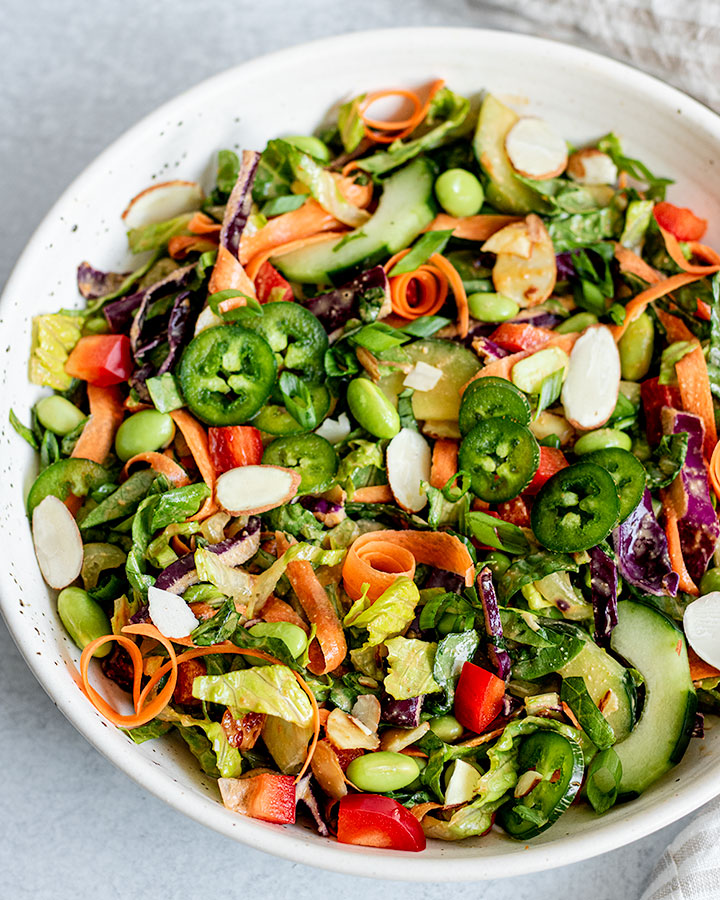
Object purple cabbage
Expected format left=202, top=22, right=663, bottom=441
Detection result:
left=662, top=408, right=720, bottom=583
left=471, top=335, right=510, bottom=361
left=295, top=774, right=330, bottom=836
left=511, top=309, right=564, bottom=330
left=555, top=252, right=576, bottom=280
left=157, top=292, right=193, bottom=374
left=588, top=545, right=618, bottom=646
left=154, top=518, right=260, bottom=593
left=692, top=711, right=705, bottom=739
left=128, top=603, right=151, bottom=624
left=105, top=262, right=196, bottom=334
left=381, top=695, right=424, bottom=727
left=477, top=567, right=511, bottom=680
left=77, top=261, right=129, bottom=300
left=220, top=150, right=261, bottom=256
left=612, top=489, right=679, bottom=597
left=424, top=568, right=466, bottom=594
left=298, top=496, right=345, bottom=527
left=302, top=266, right=389, bottom=334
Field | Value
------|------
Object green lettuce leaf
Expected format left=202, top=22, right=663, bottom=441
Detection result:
left=337, top=439, right=385, bottom=489
left=344, top=576, right=419, bottom=648
left=127, top=213, right=194, bottom=254
left=151, top=483, right=210, bottom=530
left=29, top=313, right=83, bottom=390
left=192, top=665, right=314, bottom=727
left=430, top=630, right=480, bottom=714
left=597, top=133, right=673, bottom=201
left=560, top=676, right=615, bottom=750
left=643, top=432, right=689, bottom=490
left=384, top=636, right=442, bottom=700
left=498, top=552, right=578, bottom=605
left=620, top=199, right=654, bottom=253
left=160, top=708, right=243, bottom=778
left=337, top=94, right=367, bottom=153
left=263, top=503, right=326, bottom=542
left=124, top=720, right=174, bottom=744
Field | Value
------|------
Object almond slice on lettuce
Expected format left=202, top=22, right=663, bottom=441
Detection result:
left=684, top=592, right=720, bottom=670
left=122, top=180, right=204, bottom=230
left=567, top=149, right=618, bottom=186
left=387, top=428, right=432, bottom=513
left=148, top=584, right=199, bottom=638
left=32, top=495, right=84, bottom=590
left=485, top=215, right=557, bottom=308
left=505, top=117, right=568, bottom=180
left=561, top=325, right=620, bottom=430
left=215, top=465, right=301, bottom=516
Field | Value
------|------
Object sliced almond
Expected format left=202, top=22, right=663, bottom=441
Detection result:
left=122, top=180, right=204, bottom=229
left=351, top=694, right=382, bottom=733
left=315, top=412, right=351, bottom=444
left=684, top=592, right=720, bottom=669
left=529, top=410, right=574, bottom=446
left=325, top=707, right=380, bottom=750
left=561, top=325, right=621, bottom=430
left=194, top=305, right=224, bottom=336
left=488, top=216, right=557, bottom=308
left=215, top=465, right=301, bottom=516
left=567, top=149, right=618, bottom=186
left=379, top=721, right=430, bottom=752
left=386, top=428, right=431, bottom=513
left=32, top=495, right=83, bottom=589
left=505, top=117, right=568, bottom=180
left=148, top=584, right=199, bottom=638
left=445, top=759, right=483, bottom=805
left=481, top=221, right=533, bottom=258
left=514, top=769, right=543, bottom=798
left=310, top=739, right=348, bottom=800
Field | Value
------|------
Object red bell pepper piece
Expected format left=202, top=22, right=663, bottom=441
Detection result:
left=489, top=322, right=553, bottom=353
left=234, top=773, right=296, bottom=824
left=454, top=661, right=506, bottom=734
left=64, top=334, right=133, bottom=386
left=653, top=201, right=707, bottom=242
left=495, top=496, right=532, bottom=527
left=172, top=658, right=206, bottom=707
left=337, top=794, right=426, bottom=852
left=208, top=425, right=264, bottom=473
left=254, top=260, right=294, bottom=303
left=523, top=446, right=568, bottom=496
left=641, top=376, right=682, bottom=444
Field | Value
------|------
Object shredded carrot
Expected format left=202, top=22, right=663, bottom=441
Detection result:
left=276, top=532, right=347, bottom=676
left=258, top=594, right=310, bottom=634
left=208, top=244, right=258, bottom=297
left=430, top=439, right=458, bottom=490
left=171, top=534, right=192, bottom=555
left=658, top=225, right=720, bottom=275
left=675, top=344, right=718, bottom=458
left=425, top=213, right=521, bottom=242
left=663, top=508, right=699, bottom=595
left=611, top=272, right=710, bottom=341
left=188, top=212, right=222, bottom=236
left=688, top=647, right=720, bottom=682
left=169, top=410, right=217, bottom=520
left=654, top=307, right=697, bottom=343
left=120, top=451, right=190, bottom=487
left=351, top=484, right=394, bottom=503
left=359, top=80, right=445, bottom=143
left=710, top=441, right=720, bottom=501
left=334, top=172, right=374, bottom=210
left=168, top=235, right=218, bottom=259
left=343, top=530, right=475, bottom=602
left=697, top=299, right=712, bottom=321
left=614, top=244, right=662, bottom=284
left=462, top=350, right=531, bottom=392
left=239, top=200, right=340, bottom=266
left=247, top=231, right=347, bottom=282
left=383, top=250, right=469, bottom=337
left=71, top=384, right=125, bottom=465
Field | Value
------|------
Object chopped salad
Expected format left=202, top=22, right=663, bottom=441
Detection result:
left=13, top=80, right=720, bottom=851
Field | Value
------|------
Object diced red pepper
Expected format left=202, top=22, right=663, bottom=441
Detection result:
left=172, top=658, right=206, bottom=706
left=208, top=425, right=264, bottom=473
left=64, top=334, right=133, bottom=386
left=254, top=260, right=294, bottom=303
left=234, top=773, right=296, bottom=824
left=653, top=201, right=707, bottom=242
left=523, top=446, right=568, bottom=496
left=337, top=794, right=426, bottom=852
left=489, top=322, right=553, bottom=353
left=454, top=661, right=506, bottom=734
left=495, top=495, right=532, bottom=527
left=641, top=376, right=682, bottom=444
left=221, top=710, right=265, bottom=750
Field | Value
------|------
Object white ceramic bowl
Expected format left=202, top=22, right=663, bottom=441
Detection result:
left=1, top=27, right=719, bottom=882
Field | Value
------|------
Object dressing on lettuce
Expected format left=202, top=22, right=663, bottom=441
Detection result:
left=344, top=576, right=419, bottom=648
left=384, top=636, right=442, bottom=700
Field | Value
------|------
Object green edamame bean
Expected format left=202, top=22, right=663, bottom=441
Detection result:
left=114, top=409, right=176, bottom=462
left=618, top=312, right=654, bottom=381
left=555, top=312, right=598, bottom=335
left=435, top=168, right=485, bottom=218
left=429, top=715, right=464, bottom=743
left=346, top=378, right=400, bottom=439
left=283, top=135, right=331, bottom=162
left=249, top=621, right=308, bottom=659
left=35, top=395, right=86, bottom=436
left=57, top=587, right=112, bottom=657
left=700, top=567, right=720, bottom=594
left=574, top=428, right=632, bottom=455
left=346, top=751, right=420, bottom=792
left=467, top=292, right=519, bottom=323
left=484, top=550, right=511, bottom=577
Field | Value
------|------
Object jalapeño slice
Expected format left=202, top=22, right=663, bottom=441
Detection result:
left=262, top=433, right=338, bottom=494
left=531, top=462, right=619, bottom=552
left=229, top=300, right=329, bottom=381
left=178, top=325, right=277, bottom=426
left=252, top=383, right=332, bottom=435
left=498, top=730, right=585, bottom=839
left=583, top=447, right=647, bottom=522
left=459, top=376, right=531, bottom=436
left=459, top=416, right=539, bottom=502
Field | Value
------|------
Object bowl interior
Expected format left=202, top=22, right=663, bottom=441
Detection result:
left=1, top=27, right=719, bottom=881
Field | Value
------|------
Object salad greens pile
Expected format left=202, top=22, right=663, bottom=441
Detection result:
left=12, top=80, right=720, bottom=851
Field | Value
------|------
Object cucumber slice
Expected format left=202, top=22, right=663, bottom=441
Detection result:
left=558, top=634, right=636, bottom=743
left=473, top=95, right=545, bottom=215
left=610, top=600, right=696, bottom=798
left=273, top=157, right=436, bottom=284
